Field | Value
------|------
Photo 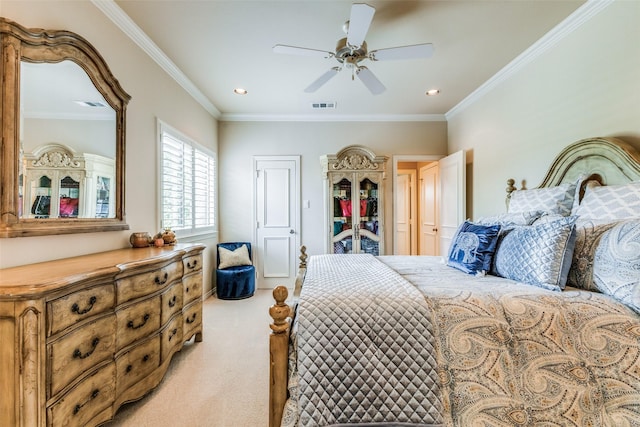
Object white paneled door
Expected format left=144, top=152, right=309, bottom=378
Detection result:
left=419, top=163, right=438, bottom=256
left=254, top=156, right=300, bottom=290
left=438, top=150, right=466, bottom=255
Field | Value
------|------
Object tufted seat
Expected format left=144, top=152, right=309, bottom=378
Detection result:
left=215, top=242, right=255, bottom=300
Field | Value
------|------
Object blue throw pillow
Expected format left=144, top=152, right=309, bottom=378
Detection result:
left=447, top=221, right=501, bottom=276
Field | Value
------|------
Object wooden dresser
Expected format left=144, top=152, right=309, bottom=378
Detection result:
left=0, top=243, right=205, bottom=427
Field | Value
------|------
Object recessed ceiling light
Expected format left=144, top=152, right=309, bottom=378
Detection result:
left=426, top=89, right=440, bottom=96
left=233, top=88, right=248, bottom=95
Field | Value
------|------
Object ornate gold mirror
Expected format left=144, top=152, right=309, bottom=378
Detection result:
left=0, top=18, right=130, bottom=237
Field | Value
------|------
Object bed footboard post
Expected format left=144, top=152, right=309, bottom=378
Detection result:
left=269, top=286, right=291, bottom=427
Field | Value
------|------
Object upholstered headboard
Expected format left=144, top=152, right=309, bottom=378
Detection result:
left=507, top=137, right=640, bottom=205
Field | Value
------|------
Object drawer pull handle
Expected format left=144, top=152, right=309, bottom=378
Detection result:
left=155, top=272, right=169, bottom=285
left=186, top=313, right=197, bottom=324
left=73, top=389, right=100, bottom=415
left=127, top=313, right=150, bottom=329
left=187, top=260, right=198, bottom=269
left=73, top=337, right=100, bottom=359
left=126, top=364, right=133, bottom=374
left=143, top=354, right=150, bottom=362
left=168, top=295, right=177, bottom=308
left=168, top=328, right=178, bottom=341
left=71, top=296, right=97, bottom=315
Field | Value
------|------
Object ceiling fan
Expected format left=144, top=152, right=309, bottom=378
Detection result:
left=273, top=3, right=434, bottom=95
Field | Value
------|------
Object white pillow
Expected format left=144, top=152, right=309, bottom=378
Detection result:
left=574, top=181, right=640, bottom=221
left=218, top=244, right=252, bottom=269
left=508, top=183, right=576, bottom=216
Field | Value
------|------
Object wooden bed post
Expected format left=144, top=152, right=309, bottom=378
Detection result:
left=269, top=286, right=291, bottom=427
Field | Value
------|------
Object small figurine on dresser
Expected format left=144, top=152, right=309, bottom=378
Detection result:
left=156, top=227, right=177, bottom=246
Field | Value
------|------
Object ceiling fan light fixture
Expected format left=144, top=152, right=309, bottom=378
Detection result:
left=426, top=89, right=440, bottom=96
left=233, top=88, right=248, bottom=95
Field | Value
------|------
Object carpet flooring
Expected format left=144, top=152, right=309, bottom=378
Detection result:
left=106, top=289, right=276, bottom=427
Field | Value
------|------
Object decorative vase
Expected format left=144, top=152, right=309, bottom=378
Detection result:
left=130, top=232, right=151, bottom=248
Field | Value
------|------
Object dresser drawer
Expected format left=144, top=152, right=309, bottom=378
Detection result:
left=115, top=335, right=160, bottom=395
left=47, top=361, right=116, bottom=427
left=116, top=260, right=182, bottom=304
left=183, top=272, right=202, bottom=305
left=116, top=296, right=161, bottom=350
left=183, top=300, right=202, bottom=342
left=47, top=283, right=115, bottom=337
left=183, top=254, right=203, bottom=275
left=161, top=314, right=183, bottom=362
left=48, top=313, right=116, bottom=398
left=161, top=283, right=183, bottom=326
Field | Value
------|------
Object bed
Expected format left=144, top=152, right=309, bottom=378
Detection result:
left=269, top=136, right=640, bottom=427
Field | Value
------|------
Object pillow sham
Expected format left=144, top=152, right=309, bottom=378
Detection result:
left=493, top=216, right=577, bottom=291
left=447, top=221, right=501, bottom=276
left=508, top=183, right=576, bottom=216
left=565, top=219, right=620, bottom=291
left=218, top=244, right=252, bottom=269
left=573, top=181, right=640, bottom=220
left=475, top=210, right=544, bottom=227
left=593, top=220, right=640, bottom=313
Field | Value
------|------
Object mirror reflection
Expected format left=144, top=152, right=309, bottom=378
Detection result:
left=19, top=61, right=116, bottom=219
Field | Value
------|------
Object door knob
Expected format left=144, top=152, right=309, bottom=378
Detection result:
left=289, top=229, right=295, bottom=234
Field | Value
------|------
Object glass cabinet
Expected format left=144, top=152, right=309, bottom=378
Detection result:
left=322, top=145, right=388, bottom=255
left=21, top=144, right=115, bottom=219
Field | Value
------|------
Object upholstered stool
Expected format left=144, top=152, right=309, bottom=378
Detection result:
left=216, top=242, right=255, bottom=299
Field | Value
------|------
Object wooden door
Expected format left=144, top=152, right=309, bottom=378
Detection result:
left=419, top=163, right=438, bottom=255
left=395, top=169, right=416, bottom=255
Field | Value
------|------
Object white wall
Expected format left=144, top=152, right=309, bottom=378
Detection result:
left=0, top=2, right=219, bottom=294
left=218, top=120, right=447, bottom=258
left=447, top=0, right=640, bottom=219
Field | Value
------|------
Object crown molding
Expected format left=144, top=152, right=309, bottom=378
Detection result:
left=91, top=0, right=221, bottom=118
left=445, top=0, right=613, bottom=120
left=220, top=113, right=446, bottom=122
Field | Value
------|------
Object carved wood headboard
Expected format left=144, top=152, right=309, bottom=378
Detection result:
left=506, top=137, right=640, bottom=206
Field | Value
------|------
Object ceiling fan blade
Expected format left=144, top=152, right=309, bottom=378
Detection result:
left=273, top=44, right=334, bottom=58
left=356, top=66, right=385, bottom=95
left=346, top=3, right=375, bottom=48
left=304, top=67, right=340, bottom=93
left=369, top=43, right=434, bottom=61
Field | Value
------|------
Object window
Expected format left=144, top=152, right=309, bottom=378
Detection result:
left=159, top=121, right=216, bottom=237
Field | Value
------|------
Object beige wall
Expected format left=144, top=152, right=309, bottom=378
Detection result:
left=218, top=121, right=447, bottom=257
left=447, top=0, right=640, bottom=220
left=0, top=2, right=219, bottom=294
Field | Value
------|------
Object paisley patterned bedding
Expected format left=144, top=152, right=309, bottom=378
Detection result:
left=283, top=254, right=640, bottom=426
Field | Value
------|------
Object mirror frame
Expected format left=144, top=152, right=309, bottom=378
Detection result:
left=0, top=18, right=130, bottom=237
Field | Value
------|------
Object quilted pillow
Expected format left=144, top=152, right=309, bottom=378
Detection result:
left=573, top=181, right=640, bottom=220
left=493, top=216, right=578, bottom=291
left=593, top=220, right=640, bottom=313
left=447, top=221, right=501, bottom=276
left=508, top=183, right=576, bottom=216
left=218, top=244, right=252, bottom=269
left=475, top=210, right=544, bottom=227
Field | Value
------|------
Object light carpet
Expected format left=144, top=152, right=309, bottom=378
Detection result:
left=106, top=289, right=276, bottom=427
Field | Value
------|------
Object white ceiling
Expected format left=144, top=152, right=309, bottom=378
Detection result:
left=107, top=0, right=585, bottom=120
